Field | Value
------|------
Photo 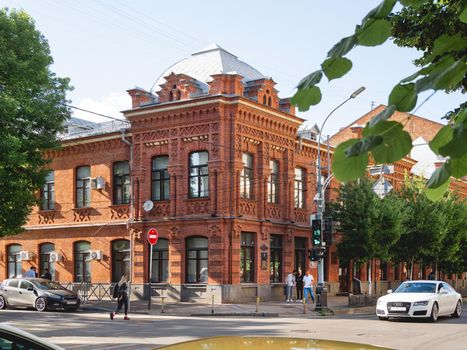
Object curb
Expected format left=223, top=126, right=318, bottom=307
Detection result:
left=191, top=312, right=279, bottom=317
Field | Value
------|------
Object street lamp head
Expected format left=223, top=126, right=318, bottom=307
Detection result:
left=350, top=86, right=366, bottom=99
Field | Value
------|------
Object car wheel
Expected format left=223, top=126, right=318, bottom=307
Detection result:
left=452, top=300, right=462, bottom=318
left=0, top=296, right=6, bottom=309
left=69, top=307, right=79, bottom=312
left=35, top=297, right=47, bottom=312
left=378, top=316, right=388, bottom=321
left=429, top=302, right=439, bottom=322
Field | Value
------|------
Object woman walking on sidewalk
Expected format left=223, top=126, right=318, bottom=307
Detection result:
left=295, top=268, right=304, bottom=302
left=110, top=275, right=130, bottom=320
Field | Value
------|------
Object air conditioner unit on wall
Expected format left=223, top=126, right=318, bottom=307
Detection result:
left=89, top=250, right=103, bottom=261
left=19, top=251, right=32, bottom=261
left=91, top=176, right=105, bottom=190
left=49, top=251, right=61, bottom=263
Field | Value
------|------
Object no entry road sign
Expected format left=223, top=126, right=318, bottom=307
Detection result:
left=147, top=227, right=159, bottom=245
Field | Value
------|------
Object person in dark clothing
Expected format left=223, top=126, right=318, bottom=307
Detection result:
left=295, top=268, right=304, bottom=302
left=428, top=270, right=436, bottom=280
left=41, top=268, right=52, bottom=280
left=110, top=275, right=130, bottom=320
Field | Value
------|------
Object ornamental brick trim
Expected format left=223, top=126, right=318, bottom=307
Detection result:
left=37, top=211, right=55, bottom=225
left=72, top=207, right=92, bottom=222
left=110, top=205, right=130, bottom=220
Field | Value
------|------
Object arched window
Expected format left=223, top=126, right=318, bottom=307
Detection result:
left=113, top=161, right=130, bottom=205
left=7, top=244, right=22, bottom=278
left=149, top=238, right=169, bottom=282
left=189, top=151, right=209, bottom=198
left=262, top=95, right=267, bottom=105
left=74, top=241, right=91, bottom=283
left=268, top=96, right=272, bottom=106
left=76, top=166, right=91, bottom=208
left=39, top=243, right=55, bottom=279
left=41, top=171, right=55, bottom=210
left=268, top=160, right=279, bottom=204
left=152, top=156, right=170, bottom=201
left=186, top=237, right=208, bottom=283
left=294, top=168, right=305, bottom=208
left=240, top=153, right=253, bottom=199
left=112, top=240, right=130, bottom=282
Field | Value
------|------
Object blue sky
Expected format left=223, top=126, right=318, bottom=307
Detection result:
left=3, top=0, right=464, bottom=136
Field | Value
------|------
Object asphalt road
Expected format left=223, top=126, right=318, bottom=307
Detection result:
left=1, top=308, right=466, bottom=350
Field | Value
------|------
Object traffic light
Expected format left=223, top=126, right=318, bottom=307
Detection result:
left=323, top=217, right=333, bottom=246
left=308, top=248, right=318, bottom=262
left=308, top=247, right=325, bottom=262
left=311, top=219, right=322, bottom=247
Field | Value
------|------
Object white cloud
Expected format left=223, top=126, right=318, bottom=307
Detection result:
left=72, top=92, right=131, bottom=123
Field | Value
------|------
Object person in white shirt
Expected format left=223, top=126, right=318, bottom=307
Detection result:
left=303, top=270, right=315, bottom=304
left=285, top=270, right=296, bottom=302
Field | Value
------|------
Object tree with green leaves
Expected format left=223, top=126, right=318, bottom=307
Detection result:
left=373, top=192, right=407, bottom=261
left=292, top=0, right=466, bottom=201
left=331, top=180, right=378, bottom=268
left=391, top=178, right=446, bottom=279
left=331, top=179, right=406, bottom=292
left=0, top=8, right=71, bottom=236
left=432, top=195, right=467, bottom=275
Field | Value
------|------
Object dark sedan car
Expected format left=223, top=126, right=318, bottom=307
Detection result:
left=0, top=278, right=80, bottom=312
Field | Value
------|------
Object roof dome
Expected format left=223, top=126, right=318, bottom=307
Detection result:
left=152, top=44, right=265, bottom=92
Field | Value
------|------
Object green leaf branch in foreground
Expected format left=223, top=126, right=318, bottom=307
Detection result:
left=294, top=0, right=467, bottom=200
left=332, top=139, right=369, bottom=182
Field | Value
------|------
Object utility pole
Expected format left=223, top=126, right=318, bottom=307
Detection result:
left=315, top=87, right=365, bottom=310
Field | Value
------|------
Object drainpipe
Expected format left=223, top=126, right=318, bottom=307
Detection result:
left=121, top=129, right=133, bottom=309
left=229, top=112, right=235, bottom=285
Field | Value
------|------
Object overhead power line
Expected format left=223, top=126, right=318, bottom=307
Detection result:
left=66, top=104, right=129, bottom=123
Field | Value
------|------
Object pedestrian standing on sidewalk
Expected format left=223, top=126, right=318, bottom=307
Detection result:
left=295, top=268, right=304, bottom=302
left=110, top=275, right=130, bottom=320
left=286, top=269, right=296, bottom=302
left=303, top=270, right=315, bottom=304
left=23, top=266, right=37, bottom=278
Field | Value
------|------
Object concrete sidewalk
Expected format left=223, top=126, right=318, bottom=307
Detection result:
left=80, top=295, right=375, bottom=317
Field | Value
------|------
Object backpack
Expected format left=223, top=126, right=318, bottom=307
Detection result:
left=112, top=284, right=119, bottom=298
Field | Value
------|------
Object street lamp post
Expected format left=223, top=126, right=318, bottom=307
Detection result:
left=315, top=86, right=365, bottom=309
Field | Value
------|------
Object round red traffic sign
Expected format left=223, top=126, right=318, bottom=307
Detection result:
left=147, top=227, right=159, bottom=245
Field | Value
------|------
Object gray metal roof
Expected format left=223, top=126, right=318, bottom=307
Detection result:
left=152, top=44, right=265, bottom=92
left=60, top=118, right=129, bottom=140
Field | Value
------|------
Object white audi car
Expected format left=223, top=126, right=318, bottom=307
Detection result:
left=376, top=280, right=462, bottom=322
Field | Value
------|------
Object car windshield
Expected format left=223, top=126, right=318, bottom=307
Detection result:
left=33, top=281, right=67, bottom=291
left=394, top=282, right=436, bottom=293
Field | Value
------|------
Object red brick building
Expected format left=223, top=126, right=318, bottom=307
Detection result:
left=1, top=46, right=464, bottom=301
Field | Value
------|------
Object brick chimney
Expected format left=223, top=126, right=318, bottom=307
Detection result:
left=350, top=124, right=364, bottom=139
left=127, top=87, right=155, bottom=108
left=279, top=98, right=296, bottom=116
left=208, top=73, right=244, bottom=96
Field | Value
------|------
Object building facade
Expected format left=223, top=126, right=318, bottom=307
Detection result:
left=2, top=45, right=464, bottom=302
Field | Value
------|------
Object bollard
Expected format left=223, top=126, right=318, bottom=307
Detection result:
left=256, top=296, right=260, bottom=313
left=303, top=297, right=306, bottom=314
left=211, top=294, right=215, bottom=314
left=147, top=284, right=151, bottom=311
left=161, top=296, right=165, bottom=313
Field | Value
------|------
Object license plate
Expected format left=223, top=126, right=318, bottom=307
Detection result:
left=389, top=306, right=406, bottom=311
left=66, top=300, right=77, bottom=305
